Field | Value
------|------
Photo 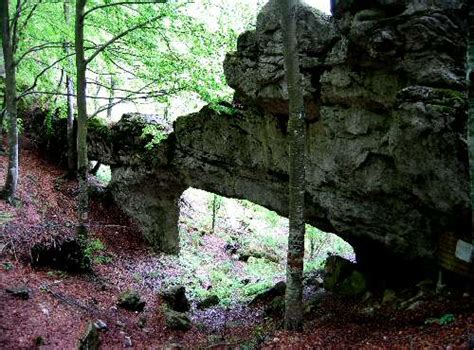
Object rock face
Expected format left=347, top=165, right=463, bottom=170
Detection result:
left=89, top=0, right=470, bottom=280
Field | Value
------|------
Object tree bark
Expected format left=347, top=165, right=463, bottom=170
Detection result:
left=280, top=0, right=306, bottom=331
left=64, top=1, right=76, bottom=177
left=1, top=0, right=19, bottom=204
left=467, top=3, right=474, bottom=265
left=75, top=0, right=89, bottom=235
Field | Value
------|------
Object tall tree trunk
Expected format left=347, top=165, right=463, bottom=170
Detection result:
left=280, top=0, right=306, bottom=331
left=64, top=1, right=76, bottom=177
left=1, top=0, right=19, bottom=204
left=75, top=0, right=88, bottom=235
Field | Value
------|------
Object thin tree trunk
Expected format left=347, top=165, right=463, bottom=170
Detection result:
left=64, top=1, right=76, bottom=177
left=467, top=3, right=474, bottom=269
left=211, top=195, right=217, bottom=234
left=107, top=76, right=115, bottom=119
left=75, top=0, right=89, bottom=235
left=280, top=0, right=306, bottom=331
left=1, top=0, right=19, bottom=204
left=0, top=94, right=5, bottom=153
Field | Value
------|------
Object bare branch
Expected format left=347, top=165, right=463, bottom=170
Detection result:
left=20, top=90, right=170, bottom=101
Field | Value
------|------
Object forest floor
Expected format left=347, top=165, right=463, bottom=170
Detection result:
left=1, top=143, right=474, bottom=349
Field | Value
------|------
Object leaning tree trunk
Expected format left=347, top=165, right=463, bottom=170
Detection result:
left=1, top=0, right=19, bottom=204
left=280, top=0, right=306, bottom=331
left=75, top=0, right=89, bottom=235
left=64, top=1, right=76, bottom=177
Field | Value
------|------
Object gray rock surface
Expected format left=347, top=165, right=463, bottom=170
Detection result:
left=88, top=0, right=470, bottom=279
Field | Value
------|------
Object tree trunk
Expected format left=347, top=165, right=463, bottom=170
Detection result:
left=107, top=76, right=115, bottom=119
left=211, top=194, right=218, bottom=234
left=467, top=3, right=474, bottom=266
left=64, top=1, right=76, bottom=177
left=0, top=94, right=5, bottom=153
left=75, top=0, right=89, bottom=235
left=280, top=0, right=306, bottom=331
left=1, top=0, right=19, bottom=204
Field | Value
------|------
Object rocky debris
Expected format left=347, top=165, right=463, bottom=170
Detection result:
left=6, top=286, right=31, bottom=300
left=31, top=239, right=90, bottom=273
left=160, top=286, right=190, bottom=312
left=323, top=256, right=367, bottom=296
left=118, top=290, right=146, bottom=312
left=249, top=281, right=286, bottom=306
left=78, top=322, right=101, bottom=350
left=196, top=295, right=220, bottom=310
left=164, top=309, right=192, bottom=331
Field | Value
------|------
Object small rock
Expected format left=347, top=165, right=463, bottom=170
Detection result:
left=116, top=320, right=125, bottom=328
left=160, top=286, right=190, bottom=312
left=94, top=319, right=108, bottom=331
left=164, top=309, right=191, bottom=331
left=196, top=295, right=220, bottom=310
left=6, top=286, right=31, bottom=300
left=124, top=336, right=132, bottom=348
left=40, top=304, right=49, bottom=316
left=118, top=289, right=146, bottom=312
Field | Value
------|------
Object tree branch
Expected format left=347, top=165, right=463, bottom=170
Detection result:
left=11, top=0, right=22, bottom=54
left=85, top=13, right=167, bottom=65
left=83, top=0, right=166, bottom=18
left=16, top=0, right=41, bottom=45
left=15, top=42, right=71, bottom=66
left=17, top=52, right=76, bottom=100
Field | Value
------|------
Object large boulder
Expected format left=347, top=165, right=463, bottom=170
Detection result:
left=159, top=286, right=190, bottom=312
left=323, top=255, right=367, bottom=296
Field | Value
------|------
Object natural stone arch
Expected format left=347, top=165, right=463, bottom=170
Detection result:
left=88, top=0, right=471, bottom=280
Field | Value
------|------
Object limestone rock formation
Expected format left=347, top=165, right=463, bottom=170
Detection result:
left=88, top=0, right=471, bottom=280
